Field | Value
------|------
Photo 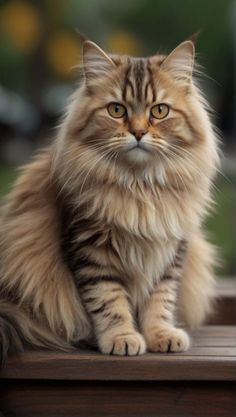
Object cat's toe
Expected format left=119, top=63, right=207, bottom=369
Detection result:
left=99, top=331, right=146, bottom=356
left=147, top=327, right=190, bottom=353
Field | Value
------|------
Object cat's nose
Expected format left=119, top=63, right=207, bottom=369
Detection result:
left=131, top=129, right=148, bottom=142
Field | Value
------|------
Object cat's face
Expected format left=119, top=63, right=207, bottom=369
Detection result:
left=72, top=40, right=201, bottom=171
left=80, top=41, right=195, bottom=167
left=64, top=40, right=216, bottom=187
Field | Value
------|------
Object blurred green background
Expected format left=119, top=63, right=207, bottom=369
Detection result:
left=0, top=0, right=235, bottom=275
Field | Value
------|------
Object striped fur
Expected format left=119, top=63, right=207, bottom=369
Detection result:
left=0, top=40, right=220, bottom=361
left=141, top=240, right=190, bottom=352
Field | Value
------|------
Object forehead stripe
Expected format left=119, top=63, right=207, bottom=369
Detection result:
left=122, top=64, right=135, bottom=101
left=133, top=59, right=145, bottom=102
left=147, top=63, right=156, bottom=102
left=126, top=79, right=135, bottom=99
left=144, top=81, right=149, bottom=101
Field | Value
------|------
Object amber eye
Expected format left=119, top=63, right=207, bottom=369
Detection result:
left=151, top=103, right=169, bottom=119
left=107, top=102, right=127, bottom=118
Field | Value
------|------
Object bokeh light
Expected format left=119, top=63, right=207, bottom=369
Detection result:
left=0, top=1, right=43, bottom=53
left=46, top=31, right=81, bottom=78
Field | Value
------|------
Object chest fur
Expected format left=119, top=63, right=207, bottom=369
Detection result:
left=85, top=184, right=190, bottom=241
left=77, top=186, right=186, bottom=279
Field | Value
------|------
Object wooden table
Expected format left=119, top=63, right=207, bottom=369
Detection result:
left=0, top=326, right=236, bottom=417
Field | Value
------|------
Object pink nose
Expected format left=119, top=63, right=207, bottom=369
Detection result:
left=131, top=129, right=147, bottom=141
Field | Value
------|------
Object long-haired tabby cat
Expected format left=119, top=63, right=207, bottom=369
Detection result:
left=0, top=39, right=220, bottom=362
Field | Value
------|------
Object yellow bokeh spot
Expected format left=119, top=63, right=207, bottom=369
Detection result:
left=0, top=1, right=42, bottom=53
left=107, top=31, right=140, bottom=56
left=46, top=32, right=81, bottom=78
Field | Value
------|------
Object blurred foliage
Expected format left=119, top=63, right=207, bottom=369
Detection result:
left=206, top=176, right=235, bottom=275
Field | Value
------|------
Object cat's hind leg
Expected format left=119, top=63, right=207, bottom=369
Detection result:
left=0, top=152, right=91, bottom=350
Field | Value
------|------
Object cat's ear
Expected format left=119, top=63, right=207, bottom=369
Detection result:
left=82, top=41, right=115, bottom=83
left=161, top=40, right=195, bottom=84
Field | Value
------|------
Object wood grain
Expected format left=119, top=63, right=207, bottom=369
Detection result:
left=0, top=326, right=236, bottom=381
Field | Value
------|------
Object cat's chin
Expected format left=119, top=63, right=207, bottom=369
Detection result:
left=123, top=146, right=152, bottom=164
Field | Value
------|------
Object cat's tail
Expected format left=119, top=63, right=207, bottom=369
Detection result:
left=179, top=233, right=218, bottom=328
left=0, top=300, right=72, bottom=365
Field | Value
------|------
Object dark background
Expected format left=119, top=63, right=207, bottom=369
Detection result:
left=0, top=0, right=235, bottom=275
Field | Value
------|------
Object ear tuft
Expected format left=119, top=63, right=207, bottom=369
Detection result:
left=161, top=40, right=195, bottom=84
left=82, top=41, right=115, bottom=83
left=187, top=30, right=202, bottom=46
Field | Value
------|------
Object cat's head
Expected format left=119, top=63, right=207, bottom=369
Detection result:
left=59, top=39, right=219, bottom=190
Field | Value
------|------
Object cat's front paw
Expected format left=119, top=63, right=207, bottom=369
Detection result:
left=99, top=331, right=146, bottom=356
left=146, top=327, right=190, bottom=353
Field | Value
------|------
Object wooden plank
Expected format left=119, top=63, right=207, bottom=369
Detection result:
left=192, top=326, right=236, bottom=337
left=190, top=326, right=236, bottom=347
left=178, top=347, right=236, bottom=356
left=216, top=278, right=236, bottom=295
left=193, top=337, right=236, bottom=347
left=0, top=381, right=235, bottom=417
left=0, top=326, right=235, bottom=381
left=207, top=278, right=236, bottom=325
left=208, top=298, right=236, bottom=325
left=0, top=351, right=235, bottom=381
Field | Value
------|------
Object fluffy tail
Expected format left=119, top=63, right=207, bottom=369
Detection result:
left=179, top=233, right=218, bottom=328
left=0, top=301, right=72, bottom=365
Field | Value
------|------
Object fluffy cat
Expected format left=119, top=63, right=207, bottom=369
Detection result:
left=0, top=39, right=220, bottom=362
